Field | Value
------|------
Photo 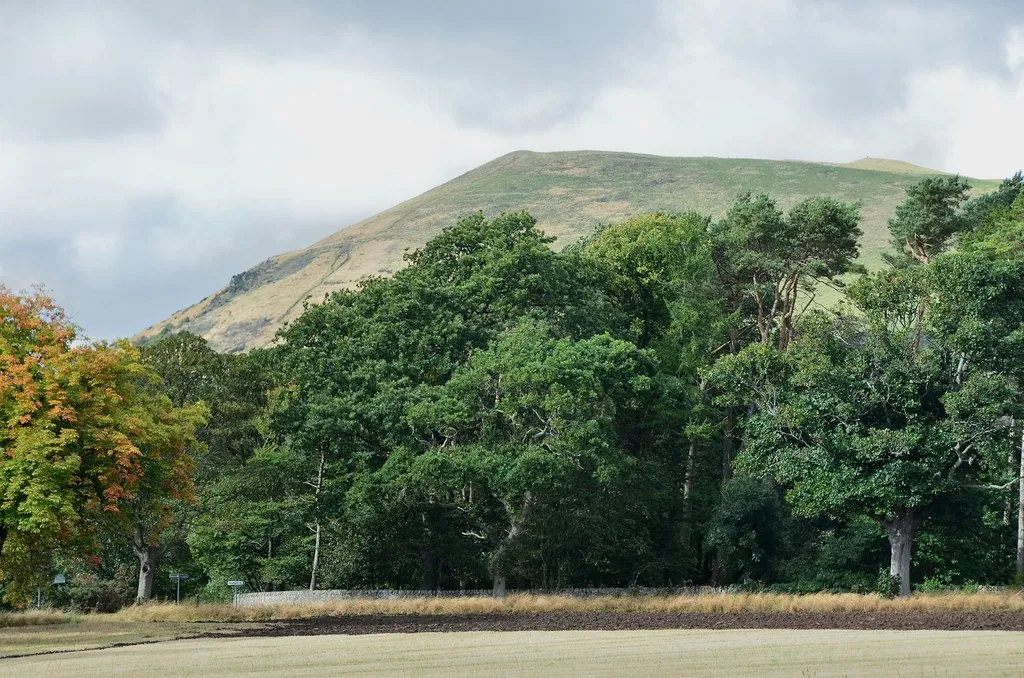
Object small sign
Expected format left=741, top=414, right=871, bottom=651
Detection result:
left=52, top=574, right=67, bottom=585
left=227, top=580, right=245, bottom=587
left=169, top=573, right=189, bottom=581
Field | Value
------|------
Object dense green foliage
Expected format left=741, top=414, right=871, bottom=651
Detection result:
left=5, top=173, right=1024, bottom=606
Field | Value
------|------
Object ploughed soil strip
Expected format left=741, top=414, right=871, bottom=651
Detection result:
left=206, top=611, right=1024, bottom=637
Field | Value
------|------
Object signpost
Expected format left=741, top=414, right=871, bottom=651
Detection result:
left=227, top=580, right=245, bottom=607
left=36, top=574, right=68, bottom=609
left=169, top=573, right=189, bottom=605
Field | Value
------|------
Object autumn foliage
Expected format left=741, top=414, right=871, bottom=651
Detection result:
left=0, top=287, right=206, bottom=587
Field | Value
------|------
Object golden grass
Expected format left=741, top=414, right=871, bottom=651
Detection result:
left=4, top=591, right=1022, bottom=627
left=835, top=157, right=949, bottom=175
left=103, top=591, right=1024, bottom=623
left=0, top=609, right=79, bottom=628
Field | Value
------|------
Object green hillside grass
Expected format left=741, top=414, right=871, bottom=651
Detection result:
left=832, top=157, right=951, bottom=175
left=137, top=151, right=998, bottom=352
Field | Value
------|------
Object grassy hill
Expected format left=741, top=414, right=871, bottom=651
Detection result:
left=831, top=157, right=952, bottom=175
left=137, top=150, right=998, bottom=352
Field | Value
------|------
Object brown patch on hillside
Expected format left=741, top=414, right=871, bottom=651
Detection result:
left=583, top=200, right=632, bottom=219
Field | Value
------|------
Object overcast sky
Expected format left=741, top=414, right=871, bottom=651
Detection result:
left=2, top=1, right=1022, bottom=340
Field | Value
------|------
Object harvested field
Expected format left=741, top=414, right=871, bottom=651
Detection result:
left=0, top=621, right=258, bottom=659
left=7, top=594, right=1024, bottom=671
left=209, top=610, right=1024, bottom=636
left=5, top=630, right=1024, bottom=677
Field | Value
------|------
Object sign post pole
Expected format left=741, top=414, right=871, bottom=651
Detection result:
left=227, top=580, right=244, bottom=607
left=169, top=573, right=189, bottom=605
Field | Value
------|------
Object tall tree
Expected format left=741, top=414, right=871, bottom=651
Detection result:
left=710, top=271, right=1015, bottom=595
left=142, top=332, right=271, bottom=476
left=710, top=193, right=862, bottom=350
left=582, top=212, right=726, bottom=573
left=187, top=441, right=311, bottom=592
left=886, top=176, right=971, bottom=265
left=403, top=321, right=662, bottom=594
left=108, top=385, right=207, bottom=601
left=928, top=196, right=1024, bottom=574
left=139, top=333, right=274, bottom=596
left=0, top=288, right=206, bottom=599
left=272, top=212, right=625, bottom=586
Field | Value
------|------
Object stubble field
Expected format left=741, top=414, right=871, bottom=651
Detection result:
left=5, top=629, right=1024, bottom=677
left=6, top=594, right=1024, bottom=676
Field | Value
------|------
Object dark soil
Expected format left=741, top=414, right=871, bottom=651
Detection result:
left=208, top=611, right=1024, bottom=638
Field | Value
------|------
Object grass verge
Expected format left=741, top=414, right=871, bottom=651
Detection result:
left=104, top=590, right=1024, bottom=623
left=0, top=610, right=79, bottom=628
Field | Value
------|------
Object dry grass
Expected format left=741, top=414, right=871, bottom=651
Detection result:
left=6, top=591, right=1023, bottom=627
left=0, top=609, right=79, bottom=628
left=104, top=591, right=1024, bottom=623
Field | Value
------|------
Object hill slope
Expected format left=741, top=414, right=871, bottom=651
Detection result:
left=137, top=151, right=997, bottom=352
left=832, top=157, right=952, bottom=175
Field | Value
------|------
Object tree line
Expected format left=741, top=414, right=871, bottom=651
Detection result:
left=2, top=171, right=1023, bottom=607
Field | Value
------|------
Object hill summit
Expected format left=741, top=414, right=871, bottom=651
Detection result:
left=136, top=150, right=995, bottom=352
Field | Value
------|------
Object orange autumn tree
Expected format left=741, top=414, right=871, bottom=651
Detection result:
left=0, top=287, right=207, bottom=598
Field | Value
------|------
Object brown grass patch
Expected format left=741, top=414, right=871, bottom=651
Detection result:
left=0, top=609, right=79, bottom=627
left=545, top=166, right=592, bottom=176
left=102, top=591, right=1024, bottom=623
left=582, top=200, right=632, bottom=219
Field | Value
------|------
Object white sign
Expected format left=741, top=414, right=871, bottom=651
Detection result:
left=227, top=580, right=245, bottom=587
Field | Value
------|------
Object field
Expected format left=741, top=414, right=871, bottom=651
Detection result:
left=136, top=150, right=1001, bottom=352
left=5, top=593, right=1024, bottom=675
left=5, top=630, right=1024, bottom=677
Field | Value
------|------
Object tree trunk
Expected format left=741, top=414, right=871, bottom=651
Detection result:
left=681, top=439, right=698, bottom=549
left=1017, top=427, right=1024, bottom=576
left=883, top=509, right=915, bottom=597
left=0, top=525, right=7, bottom=561
left=135, top=544, right=158, bottom=602
left=722, top=408, right=735, bottom=482
left=420, top=550, right=441, bottom=592
left=309, top=448, right=326, bottom=592
left=1006, top=430, right=1015, bottom=526
left=132, top=522, right=158, bottom=602
left=491, top=491, right=534, bottom=598
left=309, top=521, right=322, bottom=592
left=912, top=298, right=927, bottom=352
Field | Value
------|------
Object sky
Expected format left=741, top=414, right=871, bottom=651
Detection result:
left=1, top=0, right=1023, bottom=340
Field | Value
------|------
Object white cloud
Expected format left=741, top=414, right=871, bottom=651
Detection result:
left=898, top=67, right=1024, bottom=179
left=1, top=0, right=1023, bottom=338
left=1007, top=26, right=1024, bottom=72
left=70, top=231, right=121, bottom=281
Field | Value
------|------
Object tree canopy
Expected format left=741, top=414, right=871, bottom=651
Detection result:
left=5, top=173, right=1024, bottom=606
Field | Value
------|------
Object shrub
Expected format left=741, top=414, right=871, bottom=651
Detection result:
left=875, top=569, right=901, bottom=598
left=50, top=576, right=135, bottom=613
